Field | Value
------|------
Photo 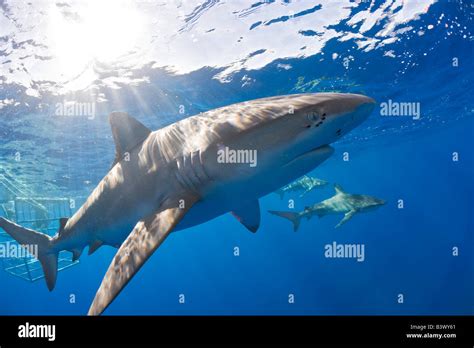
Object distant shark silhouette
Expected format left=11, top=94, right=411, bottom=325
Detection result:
left=0, top=93, right=375, bottom=315
left=275, top=175, right=328, bottom=199
left=269, top=184, right=385, bottom=231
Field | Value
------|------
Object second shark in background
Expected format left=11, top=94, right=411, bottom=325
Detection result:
left=269, top=184, right=385, bottom=231
left=275, top=175, right=328, bottom=199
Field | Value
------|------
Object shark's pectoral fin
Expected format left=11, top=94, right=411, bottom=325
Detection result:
left=335, top=210, right=356, bottom=228
left=299, top=189, right=311, bottom=198
left=231, top=200, right=260, bottom=233
left=109, top=112, right=152, bottom=168
left=87, top=195, right=198, bottom=316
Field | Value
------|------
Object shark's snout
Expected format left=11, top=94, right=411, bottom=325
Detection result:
left=354, top=94, right=376, bottom=105
left=322, top=93, right=375, bottom=139
left=347, top=94, right=376, bottom=124
left=263, top=93, right=376, bottom=164
left=369, top=198, right=386, bottom=209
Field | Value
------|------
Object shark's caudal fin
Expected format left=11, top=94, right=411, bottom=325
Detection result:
left=268, top=210, right=301, bottom=232
left=0, top=217, right=58, bottom=290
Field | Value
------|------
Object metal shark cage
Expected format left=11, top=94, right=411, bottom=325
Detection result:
left=0, top=195, right=79, bottom=282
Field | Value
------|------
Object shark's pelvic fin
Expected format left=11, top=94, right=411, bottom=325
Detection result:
left=0, top=217, right=58, bottom=291
left=334, top=184, right=346, bottom=195
left=87, top=194, right=199, bottom=316
left=335, top=210, right=356, bottom=228
left=88, top=240, right=104, bottom=255
left=58, top=217, right=69, bottom=235
left=231, top=200, right=260, bottom=233
left=109, top=112, right=151, bottom=168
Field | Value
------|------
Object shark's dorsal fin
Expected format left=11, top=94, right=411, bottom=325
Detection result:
left=88, top=194, right=199, bottom=316
left=334, top=184, right=346, bottom=195
left=231, top=200, right=260, bottom=233
left=109, top=112, right=151, bottom=168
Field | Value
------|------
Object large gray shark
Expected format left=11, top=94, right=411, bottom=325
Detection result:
left=0, top=93, right=375, bottom=315
left=275, top=175, right=328, bottom=199
left=269, top=184, right=385, bottom=231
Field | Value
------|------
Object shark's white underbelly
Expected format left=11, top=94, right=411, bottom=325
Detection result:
left=176, top=148, right=334, bottom=231
left=325, top=199, right=354, bottom=213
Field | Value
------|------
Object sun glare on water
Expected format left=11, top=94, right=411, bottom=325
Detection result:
left=48, top=0, right=145, bottom=74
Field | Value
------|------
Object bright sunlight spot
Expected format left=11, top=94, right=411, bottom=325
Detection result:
left=48, top=0, right=145, bottom=74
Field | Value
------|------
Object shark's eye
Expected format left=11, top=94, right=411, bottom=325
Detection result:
left=307, top=112, right=320, bottom=123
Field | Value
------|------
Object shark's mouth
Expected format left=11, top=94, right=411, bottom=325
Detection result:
left=299, top=144, right=334, bottom=159
left=283, top=144, right=334, bottom=167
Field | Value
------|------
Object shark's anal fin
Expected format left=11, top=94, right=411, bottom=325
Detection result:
left=231, top=200, right=260, bottom=233
left=71, top=248, right=83, bottom=262
left=335, top=210, right=356, bottom=228
left=109, top=112, right=152, bottom=168
left=87, top=194, right=199, bottom=316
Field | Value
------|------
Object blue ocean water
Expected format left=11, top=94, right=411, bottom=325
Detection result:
left=0, top=0, right=472, bottom=315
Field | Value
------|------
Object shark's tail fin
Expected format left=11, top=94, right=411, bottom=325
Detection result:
left=0, top=217, right=58, bottom=290
left=268, top=210, right=301, bottom=232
